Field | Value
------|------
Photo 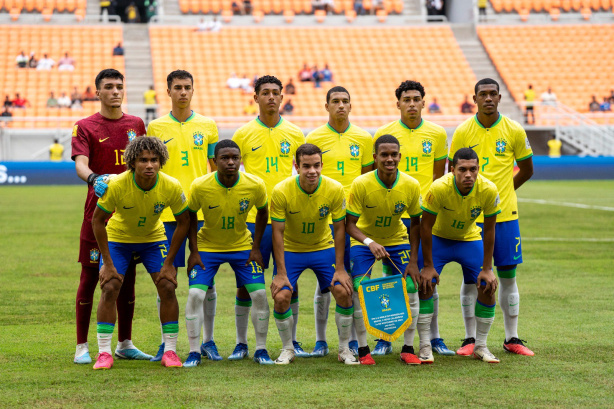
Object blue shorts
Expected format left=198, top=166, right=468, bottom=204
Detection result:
left=164, top=221, right=204, bottom=268
left=477, top=219, right=522, bottom=267
left=330, top=224, right=351, bottom=272
left=349, top=244, right=412, bottom=279
left=189, top=250, right=264, bottom=290
left=273, top=248, right=337, bottom=294
left=430, top=236, right=483, bottom=284
left=402, top=218, right=424, bottom=269
left=247, top=223, right=273, bottom=269
left=101, top=240, right=169, bottom=275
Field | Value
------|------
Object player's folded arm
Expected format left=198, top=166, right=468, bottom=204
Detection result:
left=420, top=205, right=437, bottom=216
left=96, top=202, right=113, bottom=214
left=484, top=209, right=501, bottom=218
left=256, top=201, right=268, bottom=210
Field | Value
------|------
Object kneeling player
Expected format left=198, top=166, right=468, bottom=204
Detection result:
left=346, top=134, right=423, bottom=365
left=184, top=140, right=274, bottom=366
left=92, top=137, right=189, bottom=369
left=419, top=148, right=501, bottom=363
left=270, top=143, right=358, bottom=365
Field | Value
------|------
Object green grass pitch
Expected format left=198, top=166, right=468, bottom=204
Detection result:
left=0, top=180, right=613, bottom=408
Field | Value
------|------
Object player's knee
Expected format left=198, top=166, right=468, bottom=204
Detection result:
left=249, top=288, right=267, bottom=306
left=156, top=280, right=176, bottom=300
left=331, top=285, right=351, bottom=307
left=101, top=280, right=121, bottom=299
left=237, top=286, right=251, bottom=299
left=186, top=287, right=207, bottom=311
left=273, top=289, right=292, bottom=309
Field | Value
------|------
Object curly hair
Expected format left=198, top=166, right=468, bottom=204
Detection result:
left=395, top=80, right=425, bottom=100
left=123, top=137, right=169, bottom=171
left=254, top=75, right=283, bottom=94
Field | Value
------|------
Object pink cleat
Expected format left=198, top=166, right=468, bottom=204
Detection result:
left=161, top=350, right=183, bottom=368
left=93, top=352, right=114, bottom=370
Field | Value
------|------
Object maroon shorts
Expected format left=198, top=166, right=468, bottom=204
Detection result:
left=78, top=219, right=102, bottom=265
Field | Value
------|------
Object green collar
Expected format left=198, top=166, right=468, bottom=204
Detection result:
left=296, top=175, right=321, bottom=195
left=454, top=178, right=474, bottom=197
left=474, top=113, right=502, bottom=129
left=399, top=118, right=424, bottom=131
left=256, top=116, right=283, bottom=129
left=375, top=169, right=399, bottom=189
left=326, top=122, right=351, bottom=135
left=132, top=171, right=158, bottom=192
left=215, top=171, right=240, bottom=189
left=169, top=110, right=195, bottom=123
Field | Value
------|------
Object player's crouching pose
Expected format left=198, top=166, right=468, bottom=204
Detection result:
left=91, top=137, right=189, bottom=369
left=270, top=143, right=358, bottom=365
left=184, top=140, right=274, bottom=366
left=419, top=148, right=501, bottom=363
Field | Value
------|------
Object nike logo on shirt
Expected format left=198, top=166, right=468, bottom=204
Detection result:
left=123, top=206, right=135, bottom=209
left=252, top=145, right=262, bottom=151
left=164, top=138, right=174, bottom=144
left=289, top=211, right=300, bottom=214
left=366, top=205, right=376, bottom=208
left=469, top=144, right=479, bottom=149
left=99, top=137, right=109, bottom=143
left=443, top=207, right=454, bottom=211
left=208, top=205, right=219, bottom=209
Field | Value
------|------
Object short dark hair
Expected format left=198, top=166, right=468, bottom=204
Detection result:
left=124, top=137, right=169, bottom=171
left=452, top=147, right=479, bottom=166
left=326, top=86, right=350, bottom=103
left=474, top=78, right=500, bottom=95
left=167, top=70, right=194, bottom=89
left=295, top=143, right=322, bottom=165
left=254, top=75, right=283, bottom=94
left=95, top=69, right=124, bottom=90
left=395, top=80, right=425, bottom=100
left=214, top=139, right=240, bottom=158
left=374, top=134, right=400, bottom=154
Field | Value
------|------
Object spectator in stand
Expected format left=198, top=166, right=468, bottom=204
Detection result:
left=49, top=138, right=65, bottom=161
left=4, top=95, right=13, bottom=108
left=312, top=65, right=323, bottom=88
left=232, top=0, right=246, bottom=14
left=312, top=0, right=330, bottom=12
left=143, top=85, right=157, bottom=123
left=71, top=87, right=83, bottom=104
left=83, top=86, right=97, bottom=101
left=12, top=94, right=30, bottom=109
left=239, top=74, right=253, bottom=93
left=609, top=90, right=614, bottom=104
left=243, top=99, right=258, bottom=115
left=126, top=2, right=140, bottom=22
left=1, top=106, right=12, bottom=119
left=478, top=0, right=487, bottom=22
left=37, top=54, right=55, bottom=70
left=113, top=42, right=124, bottom=56
left=57, top=92, right=72, bottom=108
left=428, top=98, right=441, bottom=113
left=71, top=98, right=83, bottom=110
left=144, top=0, right=157, bottom=22
left=47, top=92, right=59, bottom=108
left=211, top=16, right=222, bottom=32
left=321, top=64, right=333, bottom=82
left=547, top=134, right=562, bottom=158
left=600, top=97, right=611, bottom=112
left=588, top=96, right=600, bottom=112
left=227, top=73, right=242, bottom=89
left=299, top=63, right=312, bottom=82
left=285, top=78, right=296, bottom=95
left=524, top=84, right=535, bottom=124
left=16, top=51, right=28, bottom=68
left=58, top=52, right=75, bottom=71
left=100, top=0, right=111, bottom=14
left=282, top=99, right=294, bottom=115
left=540, top=87, right=557, bottom=107
left=28, top=52, right=38, bottom=69
left=460, top=95, right=474, bottom=114
left=354, top=0, right=365, bottom=15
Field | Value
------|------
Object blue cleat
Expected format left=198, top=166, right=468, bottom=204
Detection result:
left=228, top=343, right=249, bottom=360
left=74, top=351, right=92, bottom=364
left=348, top=340, right=359, bottom=356
left=293, top=341, right=310, bottom=358
left=183, top=352, right=202, bottom=368
left=310, top=341, right=329, bottom=357
left=253, top=349, right=275, bottom=365
left=372, top=339, right=392, bottom=356
left=150, top=343, right=165, bottom=362
left=115, top=348, right=153, bottom=360
left=201, top=340, right=223, bottom=361
left=431, top=338, right=456, bottom=356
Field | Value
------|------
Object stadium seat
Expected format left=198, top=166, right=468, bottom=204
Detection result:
left=222, top=8, right=233, bottom=22
left=283, top=9, right=294, bottom=22
left=581, top=6, right=592, bottom=17
left=376, top=8, right=387, bottom=22
left=314, top=8, right=325, bottom=22
left=550, top=7, right=560, bottom=19
left=345, top=8, right=356, bottom=22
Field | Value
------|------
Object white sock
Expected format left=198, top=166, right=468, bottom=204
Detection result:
left=335, top=308, right=353, bottom=350
left=185, top=288, right=206, bottom=353
left=460, top=282, right=478, bottom=339
left=275, top=315, right=294, bottom=350
left=249, top=289, right=270, bottom=351
left=417, top=313, right=433, bottom=349
left=157, top=295, right=164, bottom=344
left=97, top=333, right=112, bottom=355
left=403, top=292, right=419, bottom=347
left=314, top=283, right=331, bottom=343
left=163, top=331, right=178, bottom=353
left=352, top=292, right=368, bottom=348
left=430, top=288, right=440, bottom=339
left=116, top=339, right=135, bottom=351
left=290, top=297, right=299, bottom=342
left=76, top=342, right=89, bottom=356
left=498, top=276, right=519, bottom=341
left=235, top=297, right=251, bottom=345
left=475, top=316, right=495, bottom=347
left=202, top=286, right=217, bottom=343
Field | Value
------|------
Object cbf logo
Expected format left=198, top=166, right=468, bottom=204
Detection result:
left=349, top=143, right=360, bottom=159
left=394, top=201, right=406, bottom=215
left=280, top=139, right=291, bottom=156
left=153, top=202, right=166, bottom=214
left=90, top=248, right=100, bottom=262
left=239, top=198, right=250, bottom=214
left=470, top=206, right=482, bottom=219
left=422, top=140, right=432, bottom=155
left=189, top=269, right=197, bottom=279
left=319, top=204, right=330, bottom=219
left=127, top=129, right=137, bottom=142
left=193, top=132, right=204, bottom=146
left=496, top=138, right=507, bottom=155
left=379, top=294, right=390, bottom=309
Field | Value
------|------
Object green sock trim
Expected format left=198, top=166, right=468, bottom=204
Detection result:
left=96, top=323, right=115, bottom=334
left=274, top=308, right=292, bottom=320
left=353, top=276, right=368, bottom=291
left=405, top=277, right=417, bottom=294
left=419, top=298, right=434, bottom=314
left=235, top=298, right=252, bottom=307
left=290, top=297, right=299, bottom=304
left=162, top=323, right=179, bottom=334
left=382, top=264, right=393, bottom=275
left=497, top=268, right=516, bottom=279
left=245, top=283, right=265, bottom=293
left=475, top=301, right=496, bottom=318
left=335, top=304, right=354, bottom=316
left=189, top=284, right=209, bottom=292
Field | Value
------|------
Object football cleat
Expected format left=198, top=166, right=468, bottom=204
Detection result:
left=74, top=343, right=92, bottom=364
left=473, top=346, right=500, bottom=363
left=253, top=349, right=275, bottom=365
left=360, top=353, right=376, bottom=365
left=456, top=337, right=476, bottom=356
left=201, top=340, right=223, bottom=361
left=431, top=338, right=456, bottom=356
left=418, top=344, right=434, bottom=364
left=338, top=348, right=360, bottom=365
left=150, top=343, right=165, bottom=362
left=310, top=341, right=329, bottom=358
left=115, top=347, right=153, bottom=360
left=503, top=338, right=534, bottom=356
left=183, top=352, right=202, bottom=368
left=348, top=340, right=359, bottom=356
left=161, top=350, right=183, bottom=367
left=372, top=339, right=392, bottom=356
left=228, top=343, right=249, bottom=360
left=400, top=346, right=421, bottom=365
left=293, top=341, right=310, bottom=358
left=93, top=352, right=113, bottom=370
left=275, top=349, right=295, bottom=365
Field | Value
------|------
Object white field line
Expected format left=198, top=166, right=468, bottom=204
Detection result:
left=523, top=237, right=614, bottom=242
left=518, top=198, right=614, bottom=212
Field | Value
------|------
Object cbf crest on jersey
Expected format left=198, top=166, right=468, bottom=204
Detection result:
left=422, top=140, right=433, bottom=155
left=189, top=269, right=197, bottom=279
left=470, top=206, right=482, bottom=219
left=127, top=129, right=137, bottom=142
left=239, top=197, right=250, bottom=214
left=90, top=248, right=100, bottom=262
left=349, top=143, right=360, bottom=159
left=319, top=204, right=330, bottom=219
left=394, top=201, right=406, bottom=215
left=280, top=139, right=291, bottom=156
left=153, top=202, right=166, bottom=214
left=193, top=131, right=204, bottom=147
left=495, top=138, right=507, bottom=156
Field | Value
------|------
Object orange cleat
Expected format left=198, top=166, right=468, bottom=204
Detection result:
left=456, top=337, right=475, bottom=356
left=503, top=338, right=534, bottom=356
left=359, top=353, right=376, bottom=365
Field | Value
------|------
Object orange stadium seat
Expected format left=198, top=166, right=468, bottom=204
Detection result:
left=345, top=8, right=356, bottom=21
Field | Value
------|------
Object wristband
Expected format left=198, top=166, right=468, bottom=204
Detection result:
left=87, top=173, right=100, bottom=186
left=363, top=238, right=374, bottom=246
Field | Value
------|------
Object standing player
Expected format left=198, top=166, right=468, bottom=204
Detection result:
left=306, top=86, right=373, bottom=357
left=71, top=68, right=150, bottom=364
left=146, top=70, right=220, bottom=362
left=449, top=78, right=534, bottom=356
left=91, top=137, right=189, bottom=369
left=269, top=143, right=357, bottom=365
left=419, top=148, right=501, bottom=364
left=373, top=80, right=451, bottom=356
left=231, top=75, right=306, bottom=359
left=346, top=134, right=423, bottom=365
left=183, top=140, right=274, bottom=366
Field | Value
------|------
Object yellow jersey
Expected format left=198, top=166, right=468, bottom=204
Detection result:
left=146, top=111, right=219, bottom=222
left=143, top=89, right=157, bottom=105
left=97, top=171, right=188, bottom=243
left=187, top=171, right=267, bottom=252
left=548, top=139, right=562, bottom=158
left=49, top=143, right=64, bottom=161
left=270, top=175, right=345, bottom=253
left=374, top=119, right=448, bottom=200
left=232, top=116, right=305, bottom=223
left=421, top=173, right=501, bottom=241
left=449, top=114, right=533, bottom=223
left=346, top=170, right=422, bottom=247
left=306, top=122, right=374, bottom=199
